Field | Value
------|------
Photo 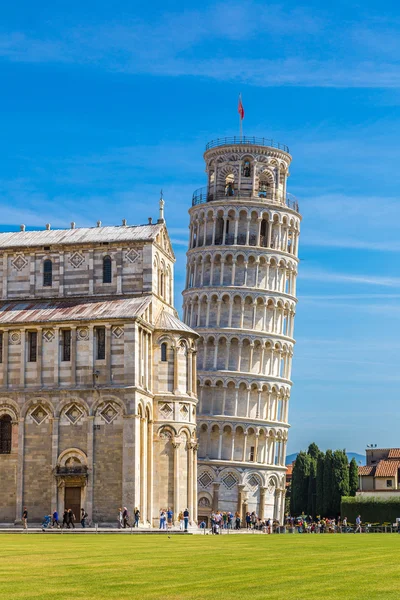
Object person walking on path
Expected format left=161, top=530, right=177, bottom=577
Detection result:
left=118, top=508, right=123, bottom=528
left=246, top=512, right=251, bottom=529
left=235, top=512, right=241, bottom=530
left=122, top=507, right=130, bottom=528
left=22, top=507, right=28, bottom=529
left=62, top=509, right=69, bottom=528
left=183, top=508, right=189, bottom=532
left=81, top=508, right=88, bottom=528
left=355, top=515, right=362, bottom=533
left=52, top=510, right=59, bottom=528
left=134, top=508, right=140, bottom=528
left=68, top=508, right=75, bottom=529
left=178, top=511, right=184, bottom=530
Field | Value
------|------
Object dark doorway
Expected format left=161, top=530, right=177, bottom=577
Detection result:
left=65, top=487, right=81, bottom=522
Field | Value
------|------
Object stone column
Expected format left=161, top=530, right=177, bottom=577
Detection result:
left=29, top=253, right=35, bottom=296
left=117, top=248, right=123, bottom=294
left=259, top=486, right=267, bottom=520
left=2, top=330, right=8, bottom=389
left=173, top=346, right=179, bottom=394
left=231, top=432, right=235, bottom=461
left=242, top=432, right=248, bottom=462
left=88, top=249, right=94, bottom=295
left=105, top=324, right=112, bottom=384
left=51, top=417, right=59, bottom=515
left=86, top=416, right=94, bottom=523
left=15, top=416, right=24, bottom=523
left=212, top=482, right=220, bottom=511
left=59, top=251, right=64, bottom=296
left=173, top=438, right=181, bottom=522
left=147, top=419, right=154, bottom=526
left=140, top=417, right=148, bottom=524
left=71, top=326, right=77, bottom=387
left=192, top=442, right=198, bottom=522
left=2, top=253, right=8, bottom=298
left=20, top=330, right=26, bottom=388
left=187, top=442, right=194, bottom=524
left=122, top=414, right=139, bottom=515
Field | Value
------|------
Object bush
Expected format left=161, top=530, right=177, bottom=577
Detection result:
left=341, top=496, right=400, bottom=524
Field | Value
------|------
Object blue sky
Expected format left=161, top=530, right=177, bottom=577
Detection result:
left=1, top=1, right=400, bottom=454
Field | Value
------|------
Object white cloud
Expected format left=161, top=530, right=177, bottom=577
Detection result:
left=299, top=268, right=400, bottom=288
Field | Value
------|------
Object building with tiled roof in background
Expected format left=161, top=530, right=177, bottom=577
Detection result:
left=0, top=198, right=199, bottom=525
left=358, top=447, right=400, bottom=497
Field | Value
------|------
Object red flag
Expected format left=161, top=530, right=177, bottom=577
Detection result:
left=238, top=94, right=244, bottom=120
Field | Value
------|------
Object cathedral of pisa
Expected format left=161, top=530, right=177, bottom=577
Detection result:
left=0, top=135, right=300, bottom=526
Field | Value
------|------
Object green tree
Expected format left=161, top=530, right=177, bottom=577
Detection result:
left=349, top=457, right=359, bottom=496
left=322, top=449, right=333, bottom=516
left=316, top=452, right=325, bottom=517
left=331, top=450, right=350, bottom=516
left=290, top=451, right=311, bottom=515
left=307, top=442, right=320, bottom=461
left=307, top=457, right=317, bottom=517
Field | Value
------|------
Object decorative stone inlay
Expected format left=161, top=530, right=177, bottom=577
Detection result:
left=180, top=404, right=189, bottom=420
left=112, top=326, right=124, bottom=339
left=43, top=329, right=55, bottom=342
left=100, top=403, right=118, bottom=424
left=221, top=473, right=238, bottom=490
left=9, top=331, right=21, bottom=345
left=11, top=254, right=28, bottom=271
left=248, top=475, right=260, bottom=490
left=31, top=405, right=48, bottom=425
left=65, top=404, right=84, bottom=425
left=198, top=472, right=213, bottom=488
left=160, top=403, right=173, bottom=419
left=77, top=327, right=89, bottom=341
left=125, top=248, right=140, bottom=264
left=68, top=251, right=85, bottom=269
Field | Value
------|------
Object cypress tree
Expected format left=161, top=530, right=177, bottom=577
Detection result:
left=290, top=451, right=311, bottom=515
left=322, top=449, right=333, bottom=516
left=349, top=457, right=359, bottom=496
left=307, top=442, right=319, bottom=461
left=307, top=457, right=317, bottom=517
left=331, top=450, right=350, bottom=517
left=316, top=452, right=325, bottom=517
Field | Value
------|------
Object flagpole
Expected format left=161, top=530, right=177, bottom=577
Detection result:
left=239, top=93, right=243, bottom=140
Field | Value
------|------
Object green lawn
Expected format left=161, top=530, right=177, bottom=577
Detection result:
left=0, top=533, right=399, bottom=599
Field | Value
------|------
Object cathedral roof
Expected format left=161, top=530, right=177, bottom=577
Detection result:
left=0, top=295, right=151, bottom=324
left=0, top=223, right=164, bottom=249
left=155, top=309, right=197, bottom=336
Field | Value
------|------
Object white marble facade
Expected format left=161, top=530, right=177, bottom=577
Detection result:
left=183, top=137, right=301, bottom=524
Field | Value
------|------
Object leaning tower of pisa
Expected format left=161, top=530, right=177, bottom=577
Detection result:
left=182, top=136, right=301, bottom=525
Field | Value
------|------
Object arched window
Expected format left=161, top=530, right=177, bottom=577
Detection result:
left=161, top=343, right=167, bottom=362
left=242, top=160, right=251, bottom=177
left=103, top=256, right=112, bottom=283
left=43, top=259, right=52, bottom=287
left=225, top=174, right=235, bottom=197
left=0, top=415, right=12, bottom=454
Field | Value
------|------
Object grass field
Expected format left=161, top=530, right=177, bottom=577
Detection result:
left=0, top=534, right=399, bottom=599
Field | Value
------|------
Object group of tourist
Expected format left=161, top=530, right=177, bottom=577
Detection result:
left=38, top=507, right=88, bottom=529
left=286, top=514, right=364, bottom=533
left=159, top=508, right=190, bottom=531
left=199, top=511, right=278, bottom=534
left=118, top=507, right=140, bottom=528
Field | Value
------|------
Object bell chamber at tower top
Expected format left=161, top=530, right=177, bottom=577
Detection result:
left=191, top=136, right=299, bottom=214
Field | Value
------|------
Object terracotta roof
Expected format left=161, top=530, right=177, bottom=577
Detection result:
left=375, top=460, right=400, bottom=478
left=0, top=296, right=151, bottom=324
left=358, top=465, right=375, bottom=476
left=0, top=224, right=163, bottom=249
left=388, top=449, right=400, bottom=459
left=286, top=464, right=293, bottom=476
left=155, top=309, right=197, bottom=335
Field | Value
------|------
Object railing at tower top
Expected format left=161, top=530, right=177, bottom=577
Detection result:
left=192, top=186, right=300, bottom=213
left=205, top=137, right=290, bottom=153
